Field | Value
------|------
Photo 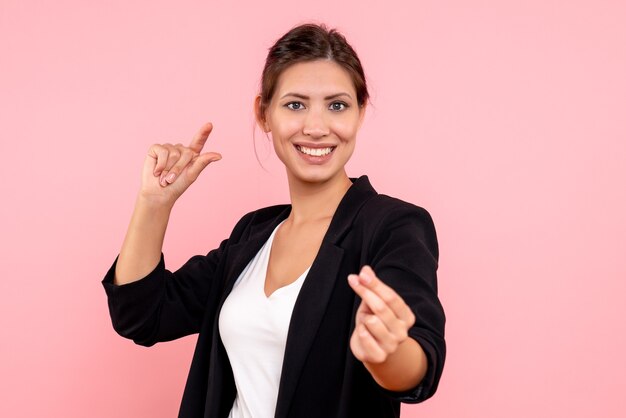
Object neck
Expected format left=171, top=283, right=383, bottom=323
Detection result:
left=285, top=171, right=353, bottom=226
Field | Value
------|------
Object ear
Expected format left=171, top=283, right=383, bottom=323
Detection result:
left=357, top=102, right=367, bottom=129
left=254, top=95, right=270, bottom=132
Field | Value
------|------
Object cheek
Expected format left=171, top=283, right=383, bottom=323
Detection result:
left=333, top=119, right=360, bottom=141
left=270, top=115, right=302, bottom=140
left=271, top=137, right=289, bottom=165
left=271, top=121, right=300, bottom=157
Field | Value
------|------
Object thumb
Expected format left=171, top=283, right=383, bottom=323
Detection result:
left=186, top=152, right=222, bottom=182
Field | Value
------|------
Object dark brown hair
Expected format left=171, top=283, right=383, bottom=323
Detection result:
left=257, top=23, right=369, bottom=119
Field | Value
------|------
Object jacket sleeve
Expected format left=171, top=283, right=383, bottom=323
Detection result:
left=101, top=209, right=258, bottom=347
left=101, top=237, right=229, bottom=347
left=367, top=200, right=446, bottom=403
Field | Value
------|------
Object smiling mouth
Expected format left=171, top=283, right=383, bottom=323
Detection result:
left=295, top=145, right=336, bottom=157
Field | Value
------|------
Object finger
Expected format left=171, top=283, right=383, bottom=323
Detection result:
left=348, top=274, right=408, bottom=336
left=189, top=122, right=213, bottom=154
left=350, top=324, right=368, bottom=361
left=148, top=144, right=169, bottom=176
left=353, top=323, right=387, bottom=364
left=158, top=144, right=183, bottom=185
left=185, top=152, right=222, bottom=182
left=163, top=146, right=196, bottom=184
left=354, top=298, right=375, bottom=325
left=358, top=265, right=415, bottom=325
left=348, top=274, right=395, bottom=324
left=362, top=314, right=406, bottom=354
left=355, top=306, right=372, bottom=324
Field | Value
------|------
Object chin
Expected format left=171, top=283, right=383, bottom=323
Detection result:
left=289, top=167, right=345, bottom=185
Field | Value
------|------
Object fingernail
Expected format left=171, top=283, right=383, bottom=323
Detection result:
left=347, top=274, right=359, bottom=287
left=166, top=172, right=176, bottom=183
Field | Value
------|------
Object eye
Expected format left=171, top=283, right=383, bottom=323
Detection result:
left=285, top=101, right=305, bottom=111
left=329, top=102, right=348, bottom=111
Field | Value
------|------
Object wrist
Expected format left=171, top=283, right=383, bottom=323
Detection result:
left=136, top=191, right=176, bottom=212
left=363, top=338, right=427, bottom=392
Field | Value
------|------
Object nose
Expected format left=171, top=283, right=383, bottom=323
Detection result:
left=302, top=107, right=330, bottom=138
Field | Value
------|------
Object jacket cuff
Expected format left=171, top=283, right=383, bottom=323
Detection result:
left=379, top=335, right=439, bottom=404
left=102, top=253, right=165, bottom=288
left=101, top=254, right=166, bottom=326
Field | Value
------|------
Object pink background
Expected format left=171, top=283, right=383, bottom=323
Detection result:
left=1, top=1, right=625, bottom=417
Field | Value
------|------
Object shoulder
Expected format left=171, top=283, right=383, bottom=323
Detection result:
left=227, top=204, right=290, bottom=241
left=356, top=193, right=438, bottom=261
left=362, top=193, right=432, bottom=218
left=360, top=194, right=436, bottom=234
left=237, top=204, right=290, bottom=225
left=346, top=175, right=435, bottom=231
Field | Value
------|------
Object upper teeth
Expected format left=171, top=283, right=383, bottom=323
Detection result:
left=297, top=145, right=334, bottom=156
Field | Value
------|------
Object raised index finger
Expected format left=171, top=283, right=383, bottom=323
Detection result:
left=189, top=122, right=214, bottom=154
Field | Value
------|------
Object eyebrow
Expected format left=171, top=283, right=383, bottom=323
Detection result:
left=280, top=92, right=353, bottom=100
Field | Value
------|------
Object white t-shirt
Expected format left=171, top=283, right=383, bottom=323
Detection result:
left=219, top=220, right=310, bottom=418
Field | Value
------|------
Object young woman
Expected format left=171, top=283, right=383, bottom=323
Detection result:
left=102, top=23, right=446, bottom=418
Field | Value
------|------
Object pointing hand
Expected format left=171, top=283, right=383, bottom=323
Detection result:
left=140, top=122, right=222, bottom=206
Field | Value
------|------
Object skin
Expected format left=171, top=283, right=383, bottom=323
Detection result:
left=114, top=59, right=427, bottom=393
left=255, top=60, right=364, bottom=297
left=259, top=60, right=362, bottom=193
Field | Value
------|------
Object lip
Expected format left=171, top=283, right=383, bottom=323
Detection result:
left=293, top=143, right=336, bottom=165
left=293, top=141, right=338, bottom=148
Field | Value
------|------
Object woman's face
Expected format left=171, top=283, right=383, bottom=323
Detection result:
left=259, top=60, right=366, bottom=185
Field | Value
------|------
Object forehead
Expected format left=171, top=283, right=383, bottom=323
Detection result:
left=274, top=60, right=356, bottom=97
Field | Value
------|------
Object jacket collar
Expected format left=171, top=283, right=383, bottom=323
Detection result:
left=246, top=174, right=378, bottom=245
